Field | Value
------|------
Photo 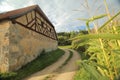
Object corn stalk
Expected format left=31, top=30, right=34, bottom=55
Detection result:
left=76, top=11, right=120, bottom=80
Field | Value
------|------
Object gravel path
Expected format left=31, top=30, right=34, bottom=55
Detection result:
left=24, top=49, right=80, bottom=80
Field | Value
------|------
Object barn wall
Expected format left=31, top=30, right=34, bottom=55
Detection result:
left=0, top=11, right=58, bottom=72
left=9, top=22, right=57, bottom=71
left=9, top=24, right=57, bottom=71
left=0, top=21, right=9, bottom=73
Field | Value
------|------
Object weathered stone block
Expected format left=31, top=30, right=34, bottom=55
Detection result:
left=0, top=20, right=57, bottom=72
left=0, top=5, right=58, bottom=73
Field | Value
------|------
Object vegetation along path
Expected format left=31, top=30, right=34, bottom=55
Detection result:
left=24, top=49, right=80, bottom=80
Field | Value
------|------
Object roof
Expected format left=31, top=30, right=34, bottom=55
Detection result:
left=0, top=5, right=54, bottom=28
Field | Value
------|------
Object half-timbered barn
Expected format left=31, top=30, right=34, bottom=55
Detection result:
left=0, top=5, right=58, bottom=72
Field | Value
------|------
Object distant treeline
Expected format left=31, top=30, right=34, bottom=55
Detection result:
left=57, top=30, right=88, bottom=46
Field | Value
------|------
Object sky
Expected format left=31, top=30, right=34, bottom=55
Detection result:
left=0, top=0, right=120, bottom=32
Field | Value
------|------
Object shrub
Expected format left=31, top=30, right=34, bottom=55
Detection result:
left=0, top=72, right=17, bottom=80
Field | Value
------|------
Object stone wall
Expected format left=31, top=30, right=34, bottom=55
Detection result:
left=0, top=15, right=58, bottom=72
left=0, top=21, right=9, bottom=73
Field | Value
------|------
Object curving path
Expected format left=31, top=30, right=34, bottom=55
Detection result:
left=24, top=49, right=80, bottom=80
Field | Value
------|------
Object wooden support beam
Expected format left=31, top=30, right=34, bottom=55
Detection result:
left=27, top=19, right=35, bottom=26
left=25, top=14, right=28, bottom=23
left=11, top=10, right=57, bottom=40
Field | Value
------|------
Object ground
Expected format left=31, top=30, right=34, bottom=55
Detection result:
left=24, top=49, right=80, bottom=80
left=58, top=45, right=72, bottom=49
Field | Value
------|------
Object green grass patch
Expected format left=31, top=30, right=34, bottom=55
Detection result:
left=77, top=51, right=90, bottom=60
left=43, top=74, right=55, bottom=80
left=74, top=67, right=91, bottom=80
left=0, top=72, right=17, bottom=80
left=58, top=45, right=72, bottom=49
left=44, top=50, right=73, bottom=80
left=0, top=48, right=65, bottom=80
left=59, top=50, right=73, bottom=68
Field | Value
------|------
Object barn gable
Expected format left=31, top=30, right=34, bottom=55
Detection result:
left=0, top=5, right=58, bottom=72
left=0, top=5, right=57, bottom=40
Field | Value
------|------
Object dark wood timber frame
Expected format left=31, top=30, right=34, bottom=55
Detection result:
left=0, top=5, right=57, bottom=40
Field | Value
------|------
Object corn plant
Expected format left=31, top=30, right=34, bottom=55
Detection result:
left=73, top=1, right=120, bottom=79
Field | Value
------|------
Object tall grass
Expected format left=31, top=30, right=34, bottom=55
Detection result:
left=74, top=0, right=120, bottom=80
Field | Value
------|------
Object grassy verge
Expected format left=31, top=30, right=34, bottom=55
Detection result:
left=74, top=67, right=91, bottom=80
left=74, top=50, right=90, bottom=80
left=0, top=48, right=65, bottom=80
left=77, top=51, right=89, bottom=60
left=58, top=45, right=72, bottom=49
left=59, top=50, right=73, bottom=68
left=44, top=50, right=73, bottom=80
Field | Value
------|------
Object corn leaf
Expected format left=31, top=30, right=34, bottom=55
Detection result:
left=71, top=33, right=120, bottom=40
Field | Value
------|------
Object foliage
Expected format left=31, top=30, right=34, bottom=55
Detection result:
left=0, top=72, right=17, bottom=80
left=58, top=35, right=71, bottom=46
left=74, top=67, right=91, bottom=80
left=72, top=39, right=88, bottom=51
left=78, top=14, right=107, bottom=33
left=57, top=32, right=71, bottom=46
left=1, top=49, right=64, bottom=80
left=74, top=1, right=120, bottom=80
left=57, top=30, right=88, bottom=46
left=59, top=50, right=73, bottom=68
left=58, top=45, right=72, bottom=49
left=71, top=31, right=89, bottom=60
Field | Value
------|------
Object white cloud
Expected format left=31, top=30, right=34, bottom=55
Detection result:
left=0, top=0, right=119, bottom=32
left=23, top=0, right=35, bottom=7
left=0, top=1, right=15, bottom=12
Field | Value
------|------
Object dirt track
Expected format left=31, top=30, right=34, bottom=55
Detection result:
left=24, top=49, right=80, bottom=80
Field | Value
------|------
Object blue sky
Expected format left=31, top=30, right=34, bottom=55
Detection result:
left=0, top=0, right=120, bottom=32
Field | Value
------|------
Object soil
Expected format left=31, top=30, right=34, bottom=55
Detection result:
left=24, top=49, right=80, bottom=80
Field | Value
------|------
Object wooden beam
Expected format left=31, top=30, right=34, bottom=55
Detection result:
left=11, top=10, right=57, bottom=40
left=13, top=20, right=56, bottom=40
left=25, top=14, right=28, bottom=23
left=27, top=19, right=35, bottom=26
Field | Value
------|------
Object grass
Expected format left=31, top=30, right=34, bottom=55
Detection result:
left=77, top=51, right=89, bottom=60
left=1, top=48, right=65, bottom=80
left=59, top=50, right=73, bottom=68
left=44, top=50, right=73, bottom=80
left=58, top=45, right=72, bottom=49
left=74, top=67, right=91, bottom=80
left=44, top=74, right=55, bottom=80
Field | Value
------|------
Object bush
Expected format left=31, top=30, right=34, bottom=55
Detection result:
left=0, top=72, right=17, bottom=80
left=72, top=39, right=90, bottom=60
